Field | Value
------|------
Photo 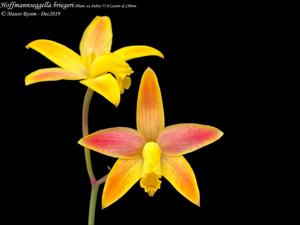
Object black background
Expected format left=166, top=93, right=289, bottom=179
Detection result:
left=1, top=1, right=231, bottom=224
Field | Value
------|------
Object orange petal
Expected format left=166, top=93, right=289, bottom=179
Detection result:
left=25, top=68, right=87, bottom=85
left=80, top=16, right=112, bottom=59
left=136, top=68, right=164, bottom=141
left=80, top=74, right=120, bottom=107
left=78, top=127, right=145, bottom=159
left=162, top=156, right=200, bottom=206
left=26, top=39, right=87, bottom=75
left=91, top=53, right=133, bottom=79
left=158, top=123, right=223, bottom=156
left=102, top=158, right=143, bottom=208
left=113, top=45, right=164, bottom=61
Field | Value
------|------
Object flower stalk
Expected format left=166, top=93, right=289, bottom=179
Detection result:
left=82, top=88, right=108, bottom=225
left=82, top=88, right=96, bottom=182
left=88, top=185, right=99, bottom=225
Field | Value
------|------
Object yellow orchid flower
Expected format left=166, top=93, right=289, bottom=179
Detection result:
left=78, top=68, right=224, bottom=208
left=25, top=16, right=164, bottom=107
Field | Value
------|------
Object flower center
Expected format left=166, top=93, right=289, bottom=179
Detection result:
left=140, top=142, right=162, bottom=196
left=116, top=76, right=131, bottom=94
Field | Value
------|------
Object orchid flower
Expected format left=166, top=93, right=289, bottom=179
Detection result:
left=25, top=16, right=164, bottom=107
left=78, top=68, right=224, bottom=208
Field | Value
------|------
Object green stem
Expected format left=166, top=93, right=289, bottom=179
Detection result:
left=88, top=174, right=109, bottom=225
left=82, top=88, right=108, bottom=225
left=95, top=174, right=108, bottom=187
left=88, top=185, right=99, bottom=225
left=82, top=88, right=96, bottom=182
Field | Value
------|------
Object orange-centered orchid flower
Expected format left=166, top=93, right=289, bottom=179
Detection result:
left=25, top=16, right=164, bottom=107
left=78, top=68, right=223, bottom=208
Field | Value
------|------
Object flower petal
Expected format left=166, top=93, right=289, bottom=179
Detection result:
left=102, top=158, right=143, bottom=208
left=91, top=53, right=133, bottom=79
left=80, top=16, right=112, bottom=58
left=26, top=39, right=87, bottom=75
left=116, top=76, right=131, bottom=94
left=78, top=127, right=145, bottom=159
left=162, top=156, right=200, bottom=206
left=113, top=46, right=164, bottom=61
left=158, top=123, right=223, bottom=156
left=80, top=74, right=120, bottom=107
left=25, top=68, right=87, bottom=85
left=123, top=77, right=131, bottom=90
left=137, top=68, right=164, bottom=141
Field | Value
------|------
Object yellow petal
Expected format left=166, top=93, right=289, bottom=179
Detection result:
left=80, top=74, right=120, bottom=107
left=123, top=77, right=131, bottom=90
left=137, top=68, right=164, bottom=141
left=162, top=156, right=200, bottom=206
left=102, top=158, right=143, bottom=208
left=80, top=16, right=112, bottom=60
left=25, top=68, right=87, bottom=85
left=113, top=45, right=164, bottom=61
left=116, top=76, right=132, bottom=94
left=91, top=53, right=133, bottom=79
left=116, top=77, right=125, bottom=94
left=26, top=39, right=87, bottom=75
